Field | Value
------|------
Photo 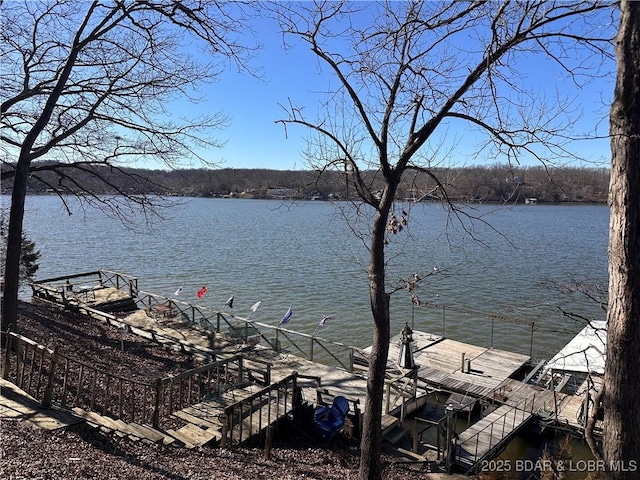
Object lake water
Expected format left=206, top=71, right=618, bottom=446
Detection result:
left=19, top=195, right=609, bottom=361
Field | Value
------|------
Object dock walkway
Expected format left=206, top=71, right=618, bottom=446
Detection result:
left=452, top=382, right=556, bottom=472
left=23, top=272, right=590, bottom=472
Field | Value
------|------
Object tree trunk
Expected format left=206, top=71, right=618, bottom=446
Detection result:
left=1, top=153, right=30, bottom=335
left=604, top=1, right=640, bottom=478
left=359, top=197, right=393, bottom=480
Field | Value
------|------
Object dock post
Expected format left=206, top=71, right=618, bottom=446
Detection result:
left=491, top=317, right=495, bottom=347
left=461, top=352, right=466, bottom=373
left=349, top=347, right=354, bottom=373
left=445, top=404, right=453, bottom=473
left=530, top=322, right=535, bottom=357
left=264, top=425, right=273, bottom=460
left=237, top=356, right=244, bottom=384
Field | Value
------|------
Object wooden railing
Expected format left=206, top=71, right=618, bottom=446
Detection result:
left=413, top=416, right=446, bottom=462
left=2, top=332, right=58, bottom=405
left=453, top=393, right=540, bottom=472
left=35, top=279, right=370, bottom=375
left=2, top=331, right=156, bottom=424
left=154, top=354, right=272, bottom=426
left=2, top=332, right=272, bottom=430
left=136, top=290, right=220, bottom=327
left=385, top=368, right=418, bottom=422
left=30, top=270, right=138, bottom=306
left=98, top=270, right=139, bottom=296
left=209, top=308, right=367, bottom=373
left=136, top=290, right=370, bottom=374
left=220, top=373, right=299, bottom=447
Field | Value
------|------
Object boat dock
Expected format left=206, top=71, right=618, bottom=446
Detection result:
left=8, top=270, right=601, bottom=474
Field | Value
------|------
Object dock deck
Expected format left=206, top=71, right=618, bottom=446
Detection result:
left=384, top=331, right=532, bottom=397
left=22, top=271, right=598, bottom=474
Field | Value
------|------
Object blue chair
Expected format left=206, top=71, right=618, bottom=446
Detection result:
left=314, top=395, right=349, bottom=439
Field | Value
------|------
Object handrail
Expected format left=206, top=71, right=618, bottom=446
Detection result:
left=220, top=372, right=298, bottom=447
left=2, top=331, right=157, bottom=424
left=30, top=271, right=102, bottom=284
left=136, top=290, right=219, bottom=326
left=31, top=270, right=137, bottom=292
left=454, top=391, right=539, bottom=467
left=4, top=331, right=264, bottom=428
left=136, top=290, right=367, bottom=374
left=159, top=355, right=244, bottom=385
left=413, top=416, right=444, bottom=460
left=30, top=270, right=139, bottom=305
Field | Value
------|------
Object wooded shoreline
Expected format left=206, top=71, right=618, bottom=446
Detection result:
left=3, top=162, right=609, bottom=205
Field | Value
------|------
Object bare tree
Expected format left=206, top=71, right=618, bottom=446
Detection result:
left=1, top=0, right=254, bottom=333
left=272, top=2, right=614, bottom=478
left=605, top=1, right=640, bottom=478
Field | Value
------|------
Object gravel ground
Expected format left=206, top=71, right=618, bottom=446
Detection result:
left=0, top=301, right=443, bottom=479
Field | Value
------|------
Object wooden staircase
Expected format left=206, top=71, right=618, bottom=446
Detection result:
left=72, top=407, right=179, bottom=446
left=167, top=383, right=263, bottom=448
left=70, top=377, right=296, bottom=449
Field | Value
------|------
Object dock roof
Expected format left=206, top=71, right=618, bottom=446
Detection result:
left=544, top=320, right=606, bottom=375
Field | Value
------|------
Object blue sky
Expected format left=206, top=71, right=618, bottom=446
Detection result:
left=174, top=18, right=333, bottom=171
left=169, top=7, right=616, bottom=172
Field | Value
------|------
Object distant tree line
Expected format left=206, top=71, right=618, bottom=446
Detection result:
left=2, top=161, right=609, bottom=204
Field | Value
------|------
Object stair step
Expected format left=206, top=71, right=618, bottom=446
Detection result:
left=173, top=409, right=223, bottom=430
left=113, top=418, right=137, bottom=437
left=383, top=444, right=428, bottom=462
left=167, top=423, right=219, bottom=448
left=73, top=408, right=129, bottom=434
left=71, top=408, right=173, bottom=445
left=128, top=422, right=170, bottom=444
left=383, top=425, right=409, bottom=445
left=166, top=428, right=196, bottom=449
left=381, top=414, right=399, bottom=437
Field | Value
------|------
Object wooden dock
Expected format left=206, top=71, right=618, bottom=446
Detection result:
left=384, top=332, right=532, bottom=398
left=21, top=271, right=598, bottom=474
left=452, top=381, right=557, bottom=472
left=30, top=270, right=138, bottom=313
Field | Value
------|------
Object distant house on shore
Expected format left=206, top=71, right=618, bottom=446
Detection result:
left=267, top=187, right=297, bottom=199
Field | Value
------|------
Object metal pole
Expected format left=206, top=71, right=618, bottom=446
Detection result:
left=411, top=303, right=415, bottom=330
left=442, top=306, right=446, bottom=338
left=445, top=404, right=453, bottom=473
left=491, top=317, right=494, bottom=348
left=349, top=347, right=354, bottom=373
left=530, top=322, right=535, bottom=357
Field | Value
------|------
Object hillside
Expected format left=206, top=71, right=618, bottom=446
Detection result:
left=0, top=301, right=445, bottom=480
left=3, top=162, right=609, bottom=204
